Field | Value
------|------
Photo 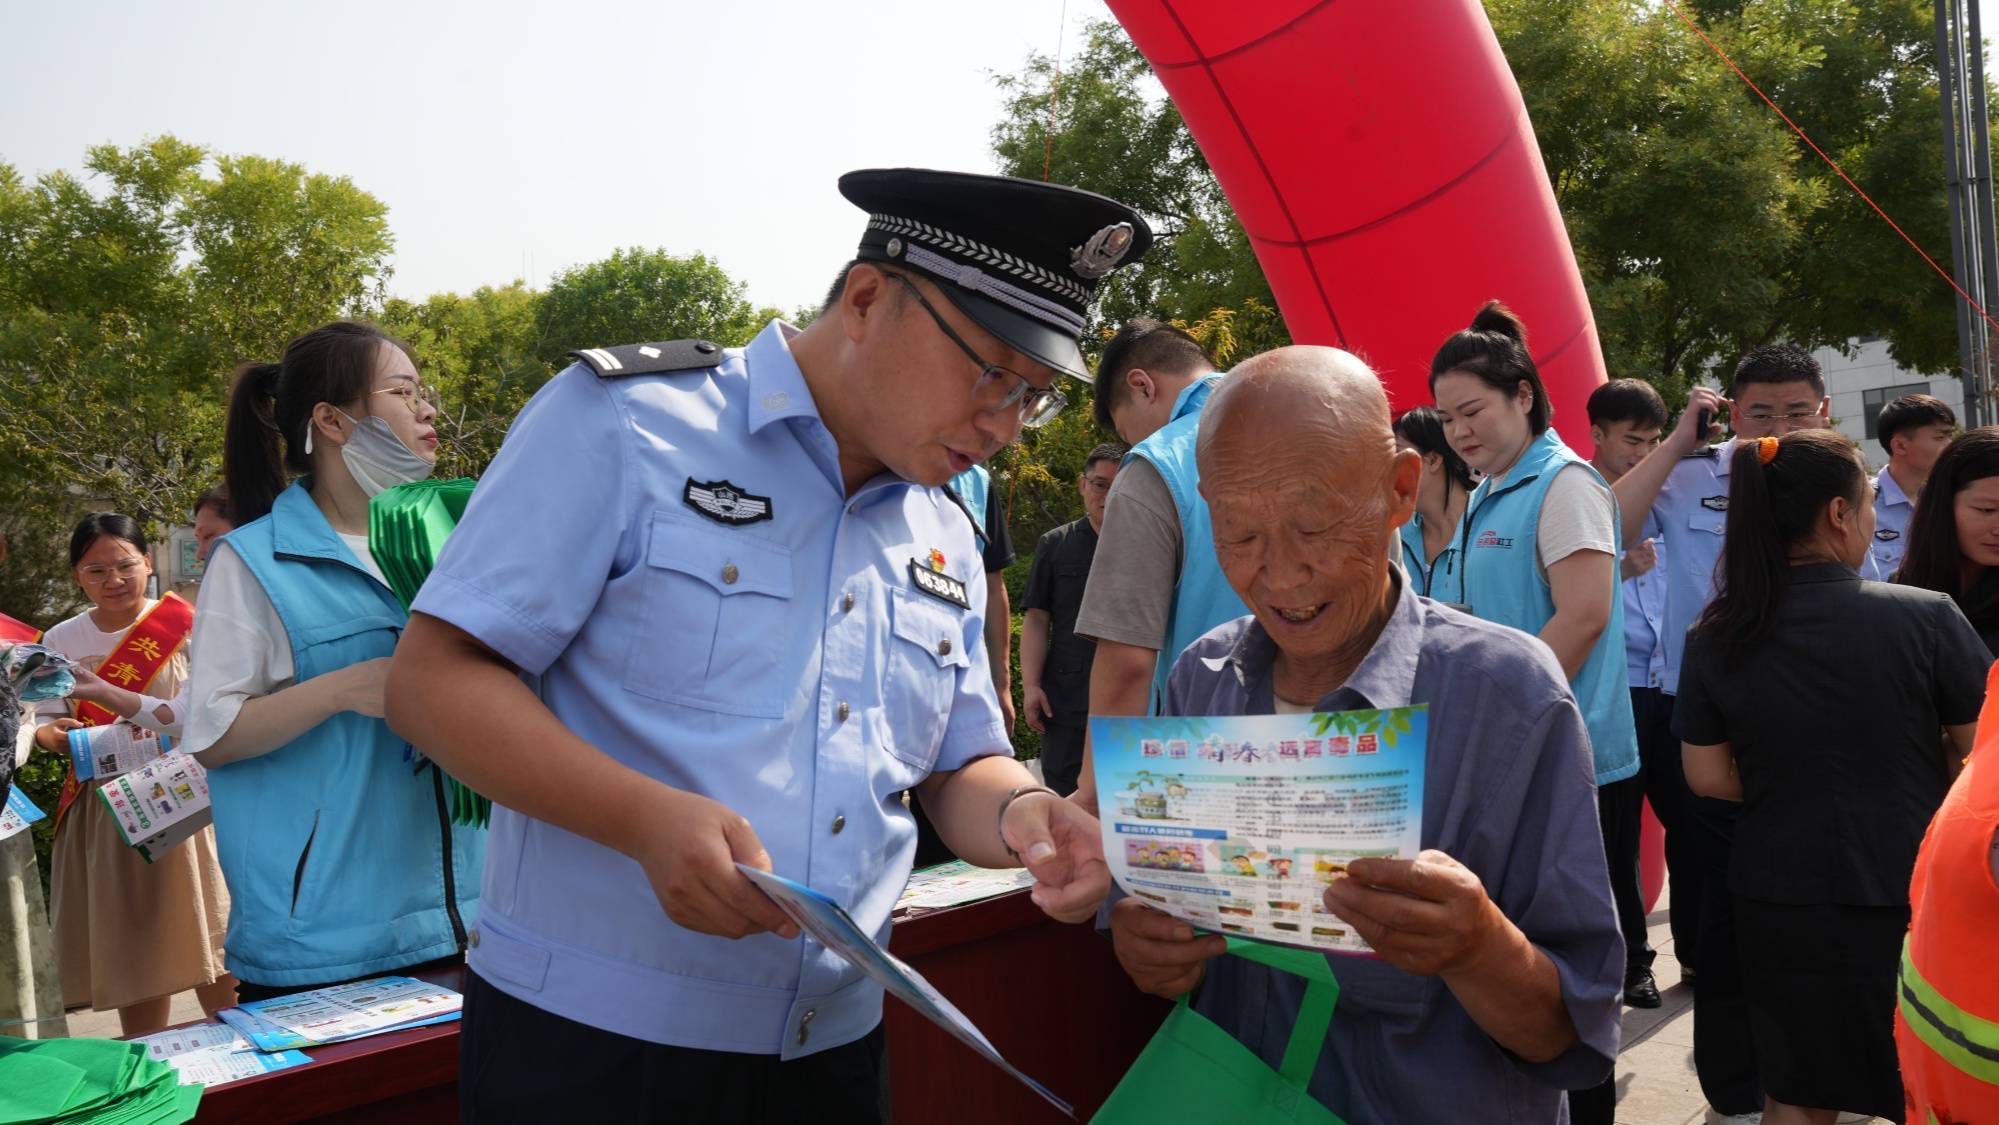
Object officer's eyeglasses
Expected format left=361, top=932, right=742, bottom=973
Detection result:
left=884, top=272, right=1068, bottom=427
left=78, top=558, right=146, bottom=584
left=371, top=382, right=440, bottom=418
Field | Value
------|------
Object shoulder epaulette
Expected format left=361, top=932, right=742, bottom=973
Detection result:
left=568, top=339, right=724, bottom=378
left=1681, top=443, right=1721, bottom=460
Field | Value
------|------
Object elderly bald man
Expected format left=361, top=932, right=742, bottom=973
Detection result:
left=1106, top=347, right=1623, bottom=1122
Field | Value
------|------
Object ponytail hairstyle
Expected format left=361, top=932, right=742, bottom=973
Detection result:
left=1394, top=406, right=1477, bottom=497
left=1427, top=300, right=1552, bottom=434
left=1894, top=426, right=1999, bottom=630
left=1693, top=429, right=1866, bottom=650
left=223, top=321, right=411, bottom=525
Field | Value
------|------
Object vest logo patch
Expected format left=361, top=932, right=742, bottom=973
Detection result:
left=908, top=559, right=970, bottom=609
left=1474, top=530, right=1513, bottom=549
left=1875, top=528, right=1901, bottom=542
left=1701, top=496, right=1729, bottom=512
left=684, top=479, right=772, bottom=526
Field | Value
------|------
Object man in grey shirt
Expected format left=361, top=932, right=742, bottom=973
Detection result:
left=1107, top=347, right=1621, bottom=1122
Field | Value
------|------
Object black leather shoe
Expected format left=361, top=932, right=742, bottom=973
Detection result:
left=1623, top=966, right=1663, bottom=1008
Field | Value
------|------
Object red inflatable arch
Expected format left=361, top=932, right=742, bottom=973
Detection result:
left=1107, top=0, right=1668, bottom=911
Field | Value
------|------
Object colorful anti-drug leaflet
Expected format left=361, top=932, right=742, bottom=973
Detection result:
left=1091, top=706, right=1428, bottom=956
left=127, top=1023, right=313, bottom=1087
left=220, top=976, right=463, bottom=1051
left=0, top=787, right=45, bottom=841
left=97, top=752, right=211, bottom=862
left=894, top=860, right=1035, bottom=915
left=738, top=864, right=1075, bottom=1118
left=68, top=723, right=172, bottom=781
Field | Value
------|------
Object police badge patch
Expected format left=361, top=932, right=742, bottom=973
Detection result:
left=684, top=479, right=773, bottom=526
left=908, top=559, right=970, bottom=609
left=1875, top=528, right=1901, bottom=541
left=1701, top=496, right=1729, bottom=512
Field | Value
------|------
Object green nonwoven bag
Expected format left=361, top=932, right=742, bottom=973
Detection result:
left=1092, top=938, right=1346, bottom=1125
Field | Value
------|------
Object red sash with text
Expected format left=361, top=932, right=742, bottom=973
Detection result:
left=54, top=594, right=194, bottom=832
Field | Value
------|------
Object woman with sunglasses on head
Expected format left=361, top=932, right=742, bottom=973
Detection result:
left=29, top=512, right=236, bottom=1035
left=180, top=320, right=483, bottom=1002
left=1678, top=430, right=1988, bottom=1125
left=1893, top=426, right=1999, bottom=657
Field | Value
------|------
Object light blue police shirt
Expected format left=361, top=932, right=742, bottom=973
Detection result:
left=1861, top=466, right=1913, bottom=582
left=1652, top=440, right=1734, bottom=694
left=412, top=321, right=1009, bottom=1058
left=1623, top=510, right=1668, bottom=689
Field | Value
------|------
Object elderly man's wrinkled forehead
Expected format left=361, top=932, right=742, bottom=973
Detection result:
left=1195, top=347, right=1395, bottom=477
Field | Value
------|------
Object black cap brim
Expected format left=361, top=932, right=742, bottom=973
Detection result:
left=933, top=284, right=1091, bottom=383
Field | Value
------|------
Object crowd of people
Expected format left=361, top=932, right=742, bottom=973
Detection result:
left=0, top=165, right=1995, bottom=1125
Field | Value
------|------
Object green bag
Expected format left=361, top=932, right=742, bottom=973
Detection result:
left=1093, top=938, right=1346, bottom=1125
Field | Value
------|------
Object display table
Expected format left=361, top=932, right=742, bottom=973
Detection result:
left=178, top=890, right=1166, bottom=1123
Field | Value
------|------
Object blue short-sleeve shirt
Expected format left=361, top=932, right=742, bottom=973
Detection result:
left=1651, top=441, right=1735, bottom=694
left=1162, top=575, right=1622, bottom=1122
left=1623, top=509, right=1668, bottom=689
left=1861, top=466, right=1913, bottom=582
left=412, top=321, right=1009, bottom=1058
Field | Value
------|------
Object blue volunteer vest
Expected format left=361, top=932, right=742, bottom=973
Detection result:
left=948, top=465, right=992, bottom=554
left=1128, top=375, right=1249, bottom=711
left=209, top=481, right=484, bottom=986
left=1449, top=430, right=1638, bottom=784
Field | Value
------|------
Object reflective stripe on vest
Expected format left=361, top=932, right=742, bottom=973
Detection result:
left=1900, top=935, right=1999, bottom=1086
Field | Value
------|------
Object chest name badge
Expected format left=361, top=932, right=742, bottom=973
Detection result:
left=1701, top=496, right=1728, bottom=512
left=685, top=479, right=772, bottom=526
left=1875, top=528, right=1901, bottom=542
left=908, top=559, right=970, bottom=609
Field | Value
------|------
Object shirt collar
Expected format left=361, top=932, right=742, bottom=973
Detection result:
left=1713, top=437, right=1738, bottom=477
left=1876, top=466, right=1913, bottom=510
left=1221, top=568, right=1425, bottom=710
left=744, top=320, right=824, bottom=435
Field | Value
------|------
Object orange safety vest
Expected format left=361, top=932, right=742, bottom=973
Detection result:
left=1896, top=671, right=1999, bottom=1125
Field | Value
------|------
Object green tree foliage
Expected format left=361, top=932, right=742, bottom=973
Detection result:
left=377, top=282, right=551, bottom=480
left=533, top=247, right=764, bottom=364
left=0, top=137, right=393, bottom=623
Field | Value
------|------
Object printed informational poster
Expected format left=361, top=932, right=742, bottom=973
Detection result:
left=738, top=864, right=1074, bottom=1118
left=0, top=787, right=46, bottom=841
left=130, top=1022, right=248, bottom=1061
left=68, top=723, right=172, bottom=781
left=164, top=1044, right=313, bottom=1087
left=894, top=860, right=1035, bottom=915
left=97, top=752, right=211, bottom=862
left=1091, top=706, right=1428, bottom=956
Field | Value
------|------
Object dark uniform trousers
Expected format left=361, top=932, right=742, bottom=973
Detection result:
left=1038, top=719, right=1086, bottom=797
left=460, top=970, right=890, bottom=1123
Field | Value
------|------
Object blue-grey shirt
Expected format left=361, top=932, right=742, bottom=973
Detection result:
left=1623, top=509, right=1668, bottom=689
left=1164, top=576, right=1621, bottom=1124
left=1652, top=441, right=1734, bottom=694
left=1861, top=466, right=1913, bottom=582
left=413, top=321, right=1007, bottom=1058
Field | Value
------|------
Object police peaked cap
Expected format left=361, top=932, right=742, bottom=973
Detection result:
left=839, top=168, right=1153, bottom=382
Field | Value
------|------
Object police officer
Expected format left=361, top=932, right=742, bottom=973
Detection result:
left=1863, top=393, right=1955, bottom=581
left=386, top=168, right=1148, bottom=1121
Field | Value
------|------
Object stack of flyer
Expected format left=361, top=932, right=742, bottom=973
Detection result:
left=215, top=976, right=463, bottom=1052
left=68, top=723, right=171, bottom=781
left=0, top=787, right=45, bottom=841
left=127, top=1024, right=312, bottom=1088
left=95, top=752, right=211, bottom=863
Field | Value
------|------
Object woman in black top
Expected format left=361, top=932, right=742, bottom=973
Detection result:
left=1677, top=429, right=1987, bottom=1125
left=1894, top=425, right=1999, bottom=655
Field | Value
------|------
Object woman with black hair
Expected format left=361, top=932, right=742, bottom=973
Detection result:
left=28, top=513, right=235, bottom=1035
left=181, top=320, right=483, bottom=1001
left=1391, top=405, right=1474, bottom=596
left=1678, top=429, right=1988, bottom=1125
left=1893, top=425, right=1999, bottom=655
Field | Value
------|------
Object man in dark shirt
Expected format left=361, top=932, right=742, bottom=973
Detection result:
left=1020, top=442, right=1125, bottom=795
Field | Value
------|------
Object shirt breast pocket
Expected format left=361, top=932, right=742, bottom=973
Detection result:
left=1685, top=506, right=1726, bottom=541
left=623, top=511, right=794, bottom=718
left=883, top=588, right=971, bottom=770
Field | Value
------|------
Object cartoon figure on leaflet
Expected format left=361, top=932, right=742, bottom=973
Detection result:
left=1124, top=771, right=1188, bottom=820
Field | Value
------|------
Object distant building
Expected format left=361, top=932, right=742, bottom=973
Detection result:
left=1811, top=336, right=1966, bottom=472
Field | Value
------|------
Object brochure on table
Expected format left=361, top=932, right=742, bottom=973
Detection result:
left=1090, top=706, right=1428, bottom=955
left=0, top=786, right=45, bottom=841
left=737, top=863, right=1074, bottom=1118
left=217, top=975, right=462, bottom=1052
left=129, top=1023, right=313, bottom=1088
left=68, top=723, right=172, bottom=781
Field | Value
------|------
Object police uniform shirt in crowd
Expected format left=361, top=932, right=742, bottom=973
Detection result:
left=1652, top=439, right=1735, bottom=694
left=1623, top=510, right=1668, bottom=692
left=1020, top=514, right=1100, bottom=794
left=1163, top=575, right=1623, bottom=1122
left=1861, top=464, right=1913, bottom=581
left=409, top=170, right=1149, bottom=1084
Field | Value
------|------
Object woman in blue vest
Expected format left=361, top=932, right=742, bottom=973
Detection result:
left=1392, top=406, right=1474, bottom=598
left=1428, top=303, right=1639, bottom=1125
left=182, top=320, right=482, bottom=1001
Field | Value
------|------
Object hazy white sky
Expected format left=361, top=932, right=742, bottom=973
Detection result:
left=3, top=0, right=1993, bottom=312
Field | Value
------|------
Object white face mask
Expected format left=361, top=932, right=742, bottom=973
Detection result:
left=331, top=409, right=434, bottom=496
